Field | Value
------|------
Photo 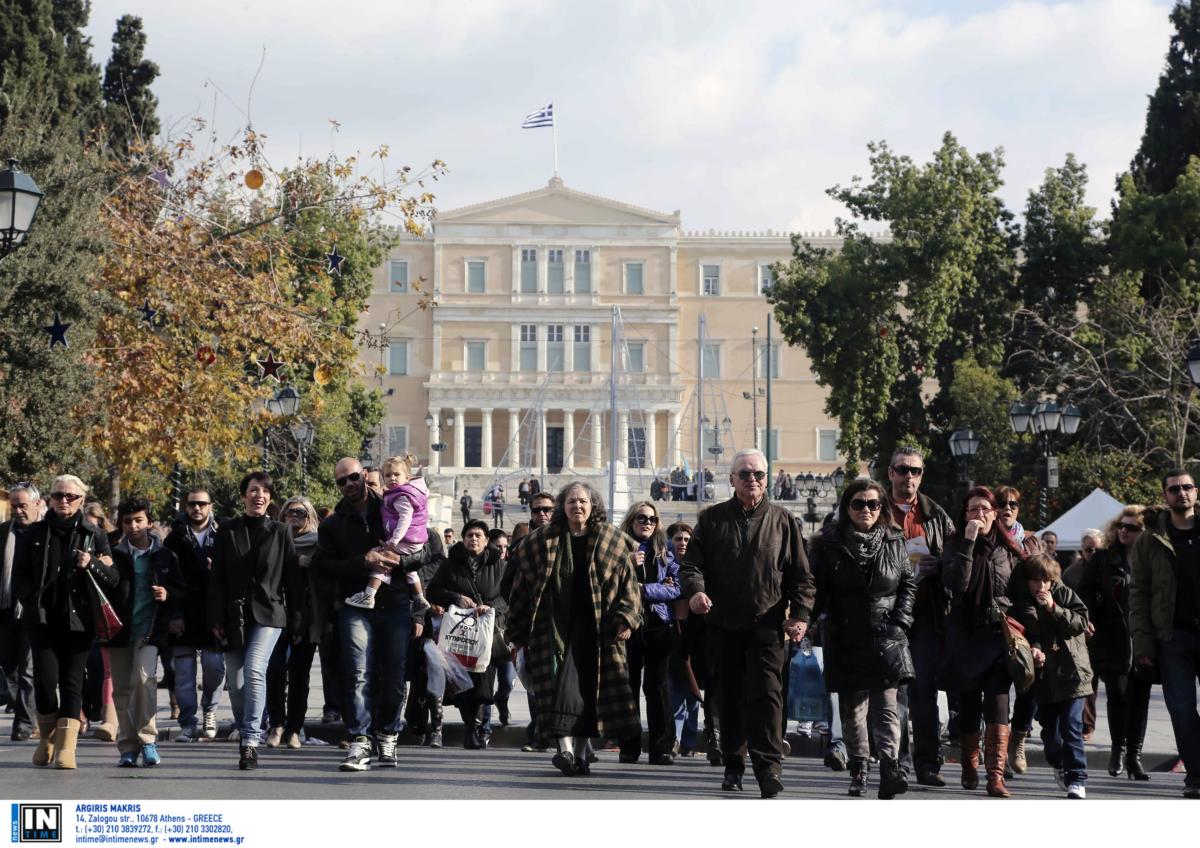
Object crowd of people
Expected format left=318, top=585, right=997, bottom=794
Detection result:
left=1, top=447, right=1198, bottom=801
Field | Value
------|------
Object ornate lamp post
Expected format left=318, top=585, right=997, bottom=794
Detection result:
left=0, top=159, right=44, bottom=259
left=949, top=428, right=981, bottom=515
left=1010, top=400, right=1083, bottom=526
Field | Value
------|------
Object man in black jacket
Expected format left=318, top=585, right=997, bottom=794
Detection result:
left=0, top=482, right=41, bottom=741
left=317, top=457, right=428, bottom=772
left=163, top=488, right=225, bottom=742
left=884, top=446, right=955, bottom=787
left=681, top=448, right=815, bottom=799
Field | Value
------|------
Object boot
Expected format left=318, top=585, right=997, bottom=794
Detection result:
left=848, top=758, right=868, bottom=797
left=1108, top=746, right=1126, bottom=777
left=984, top=723, right=1011, bottom=797
left=1008, top=728, right=1028, bottom=774
left=878, top=755, right=909, bottom=800
left=93, top=701, right=117, bottom=743
left=476, top=704, right=491, bottom=749
left=53, top=718, right=81, bottom=770
left=33, top=713, right=58, bottom=766
left=405, top=694, right=427, bottom=737
left=959, top=731, right=981, bottom=790
left=423, top=697, right=443, bottom=748
left=1126, top=704, right=1150, bottom=781
left=706, top=725, right=723, bottom=766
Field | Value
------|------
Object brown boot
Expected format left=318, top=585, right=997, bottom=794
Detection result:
left=1008, top=728, right=1028, bottom=774
left=53, top=718, right=81, bottom=770
left=93, top=701, right=118, bottom=743
left=33, top=713, right=58, bottom=766
left=984, top=723, right=1011, bottom=797
left=959, top=731, right=981, bottom=790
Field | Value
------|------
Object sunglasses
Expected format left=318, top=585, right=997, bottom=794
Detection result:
left=850, top=498, right=882, bottom=512
left=634, top=514, right=658, bottom=524
left=1082, top=547, right=1097, bottom=554
left=737, top=470, right=767, bottom=481
left=532, top=506, right=554, bottom=515
left=891, top=465, right=924, bottom=477
left=1167, top=483, right=1197, bottom=494
left=999, top=500, right=1020, bottom=509
left=1117, top=523, right=1142, bottom=533
left=285, top=508, right=308, bottom=518
left=187, top=500, right=211, bottom=508
left=335, top=471, right=363, bottom=487
left=50, top=492, right=82, bottom=503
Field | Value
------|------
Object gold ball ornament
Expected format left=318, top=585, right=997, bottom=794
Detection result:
left=313, top=363, right=333, bottom=386
left=244, top=169, right=265, bottom=190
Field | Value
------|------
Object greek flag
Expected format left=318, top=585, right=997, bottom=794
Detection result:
left=522, top=102, right=554, bottom=129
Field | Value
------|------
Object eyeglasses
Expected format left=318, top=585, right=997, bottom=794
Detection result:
left=285, top=508, right=308, bottom=518
left=50, top=492, right=82, bottom=503
left=967, top=505, right=994, bottom=514
left=999, top=500, right=1020, bottom=509
left=849, top=498, right=882, bottom=512
left=335, top=472, right=363, bottom=487
left=737, top=470, right=767, bottom=482
left=532, top=506, right=554, bottom=515
left=1167, top=483, right=1197, bottom=494
left=634, top=514, right=658, bottom=524
left=187, top=500, right=211, bottom=508
left=891, top=465, right=924, bottom=477
left=1117, top=523, right=1142, bottom=533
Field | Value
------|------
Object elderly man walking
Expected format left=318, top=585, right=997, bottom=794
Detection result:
left=680, top=448, right=815, bottom=798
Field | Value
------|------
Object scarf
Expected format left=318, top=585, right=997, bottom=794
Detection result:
left=546, top=529, right=579, bottom=672
left=1008, top=520, right=1026, bottom=544
left=844, top=523, right=886, bottom=565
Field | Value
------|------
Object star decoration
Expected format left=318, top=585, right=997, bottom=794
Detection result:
left=138, top=301, right=158, bottom=326
left=256, top=351, right=286, bottom=382
left=149, top=169, right=172, bottom=189
left=44, top=313, right=71, bottom=348
left=326, top=246, right=345, bottom=275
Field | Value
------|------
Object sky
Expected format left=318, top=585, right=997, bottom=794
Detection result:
left=83, top=0, right=1176, bottom=234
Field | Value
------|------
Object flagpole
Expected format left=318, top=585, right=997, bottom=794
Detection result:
left=552, top=102, right=559, bottom=177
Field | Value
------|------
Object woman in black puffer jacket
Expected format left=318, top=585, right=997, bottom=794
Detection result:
left=811, top=477, right=916, bottom=799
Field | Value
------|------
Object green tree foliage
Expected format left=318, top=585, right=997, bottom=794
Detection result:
left=101, top=14, right=159, bottom=159
left=945, top=355, right=1018, bottom=488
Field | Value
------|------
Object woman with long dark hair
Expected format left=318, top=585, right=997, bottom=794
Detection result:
left=941, top=485, right=1026, bottom=797
left=811, top=478, right=916, bottom=798
left=505, top=481, right=641, bottom=777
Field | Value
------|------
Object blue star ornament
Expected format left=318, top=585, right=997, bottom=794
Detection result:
left=326, top=246, right=345, bottom=275
left=44, top=313, right=71, bottom=348
left=138, top=301, right=158, bottom=326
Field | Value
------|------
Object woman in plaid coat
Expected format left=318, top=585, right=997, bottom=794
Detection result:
left=506, top=481, right=642, bottom=777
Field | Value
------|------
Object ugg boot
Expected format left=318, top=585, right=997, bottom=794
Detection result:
left=33, top=713, right=58, bottom=766
left=1008, top=728, right=1029, bottom=774
left=93, top=701, right=117, bottom=743
left=959, top=731, right=981, bottom=790
left=53, top=718, right=81, bottom=770
left=984, top=723, right=1011, bottom=797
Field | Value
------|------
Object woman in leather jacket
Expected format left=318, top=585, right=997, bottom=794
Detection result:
left=811, top=478, right=915, bottom=799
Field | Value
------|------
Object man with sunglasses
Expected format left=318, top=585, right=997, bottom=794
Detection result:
left=680, top=448, right=814, bottom=798
left=1131, top=468, right=1200, bottom=798
left=317, top=457, right=430, bottom=771
left=1, top=482, right=42, bottom=741
left=883, top=446, right=954, bottom=787
left=164, top=488, right=225, bottom=742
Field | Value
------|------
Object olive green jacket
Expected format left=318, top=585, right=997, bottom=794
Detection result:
left=1129, top=507, right=1184, bottom=661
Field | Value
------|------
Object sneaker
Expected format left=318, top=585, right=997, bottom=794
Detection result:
left=339, top=736, right=372, bottom=771
left=1066, top=783, right=1086, bottom=799
left=238, top=745, right=257, bottom=771
left=344, top=591, right=375, bottom=610
left=202, top=710, right=217, bottom=739
left=1053, top=768, right=1066, bottom=792
left=176, top=725, right=198, bottom=743
left=228, top=727, right=240, bottom=743
left=118, top=750, right=138, bottom=767
left=376, top=734, right=398, bottom=767
left=824, top=747, right=848, bottom=772
left=141, top=743, right=161, bottom=766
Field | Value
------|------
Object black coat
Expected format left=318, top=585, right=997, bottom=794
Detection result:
left=207, top=516, right=303, bottom=636
left=108, top=539, right=187, bottom=649
left=1077, top=544, right=1134, bottom=676
left=886, top=492, right=955, bottom=628
left=162, top=516, right=219, bottom=649
left=295, top=530, right=336, bottom=645
left=15, top=514, right=117, bottom=633
left=428, top=542, right=508, bottom=637
left=811, top=526, right=916, bottom=691
left=940, top=530, right=1023, bottom=689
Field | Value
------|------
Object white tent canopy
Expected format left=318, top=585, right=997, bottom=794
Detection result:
left=1035, top=488, right=1126, bottom=551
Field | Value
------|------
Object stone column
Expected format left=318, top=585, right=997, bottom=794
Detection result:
left=562, top=409, right=575, bottom=469
left=645, top=411, right=657, bottom=470
left=509, top=409, right=521, bottom=469
left=668, top=410, right=681, bottom=468
left=591, top=411, right=603, bottom=469
left=453, top=407, right=466, bottom=469
left=618, top=410, right=629, bottom=463
left=429, top=411, right=441, bottom=474
left=480, top=408, right=493, bottom=469
left=536, top=409, right=547, bottom=476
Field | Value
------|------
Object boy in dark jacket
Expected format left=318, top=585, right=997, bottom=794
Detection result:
left=1017, top=553, right=1093, bottom=799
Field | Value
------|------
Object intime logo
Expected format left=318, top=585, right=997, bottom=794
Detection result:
left=10, top=804, right=61, bottom=843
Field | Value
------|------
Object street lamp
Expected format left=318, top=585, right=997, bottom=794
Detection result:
left=831, top=466, right=846, bottom=490
left=949, top=428, right=981, bottom=514
left=0, top=159, right=44, bottom=259
left=796, top=473, right=831, bottom=532
left=269, top=385, right=301, bottom=417
left=1187, top=340, right=1200, bottom=388
left=1010, top=399, right=1083, bottom=527
left=291, top=419, right=316, bottom=495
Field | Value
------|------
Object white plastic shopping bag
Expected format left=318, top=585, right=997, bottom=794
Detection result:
left=437, top=604, right=496, bottom=673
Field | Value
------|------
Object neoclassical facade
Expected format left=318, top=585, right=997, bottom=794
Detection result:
left=360, top=177, right=844, bottom=481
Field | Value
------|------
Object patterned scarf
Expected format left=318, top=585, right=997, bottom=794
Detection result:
left=844, top=523, right=886, bottom=565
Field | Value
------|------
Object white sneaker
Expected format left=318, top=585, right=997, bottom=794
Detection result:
left=339, top=736, right=373, bottom=771
left=202, top=710, right=217, bottom=739
left=228, top=727, right=240, bottom=743
left=1066, top=783, right=1086, bottom=799
left=345, top=591, right=375, bottom=610
left=1053, top=768, right=1066, bottom=792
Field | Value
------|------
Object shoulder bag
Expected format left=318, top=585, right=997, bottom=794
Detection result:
left=1002, top=615, right=1036, bottom=693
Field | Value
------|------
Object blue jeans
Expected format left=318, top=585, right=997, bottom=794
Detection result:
left=173, top=646, right=225, bottom=731
left=1159, top=628, right=1200, bottom=788
left=668, top=677, right=701, bottom=752
left=225, top=624, right=282, bottom=747
left=1038, top=697, right=1087, bottom=786
left=482, top=659, right=517, bottom=732
left=339, top=603, right=412, bottom=738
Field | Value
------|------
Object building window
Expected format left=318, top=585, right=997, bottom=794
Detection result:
left=758, top=341, right=781, bottom=379
left=519, top=324, right=537, bottom=372
left=389, top=260, right=409, bottom=293
left=467, top=260, right=486, bottom=293
left=520, top=248, right=537, bottom=293
left=573, top=325, right=592, bottom=372
left=625, top=341, right=645, bottom=373
left=574, top=249, right=592, bottom=293
left=388, top=425, right=409, bottom=455
left=701, top=342, right=721, bottom=378
left=466, top=341, right=486, bottom=372
left=625, top=262, right=644, bottom=295
left=702, top=264, right=720, bottom=296
left=819, top=429, right=839, bottom=462
left=757, top=428, right=781, bottom=461
left=388, top=341, right=408, bottom=375
left=547, top=249, right=564, bottom=293
left=759, top=263, right=775, bottom=296
left=547, top=324, right=564, bottom=371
